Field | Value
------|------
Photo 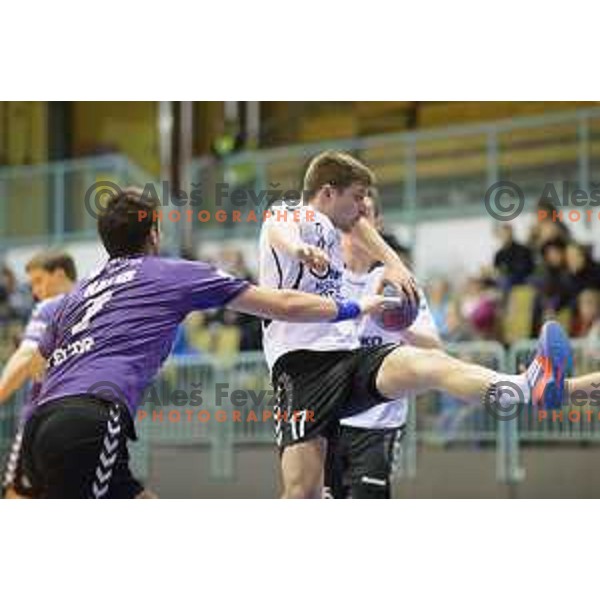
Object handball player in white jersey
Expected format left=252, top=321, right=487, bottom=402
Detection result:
left=0, top=251, right=77, bottom=499
left=259, top=151, right=572, bottom=499
left=323, top=196, right=441, bottom=499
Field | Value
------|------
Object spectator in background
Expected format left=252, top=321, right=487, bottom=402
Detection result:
left=531, top=239, right=572, bottom=334
left=460, top=276, right=501, bottom=341
left=565, top=242, right=600, bottom=299
left=493, top=224, right=534, bottom=292
left=571, top=289, right=600, bottom=339
left=528, top=197, right=571, bottom=252
left=444, top=299, right=473, bottom=343
left=427, top=278, right=451, bottom=337
left=213, top=247, right=262, bottom=351
left=368, top=188, right=412, bottom=268
left=217, top=248, right=255, bottom=282
left=0, top=264, right=15, bottom=313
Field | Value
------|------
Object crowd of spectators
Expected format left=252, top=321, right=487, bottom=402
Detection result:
left=0, top=262, right=34, bottom=361
left=427, top=203, right=600, bottom=349
left=0, top=263, right=33, bottom=322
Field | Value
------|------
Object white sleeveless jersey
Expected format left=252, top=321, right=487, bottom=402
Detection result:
left=341, top=266, right=438, bottom=430
left=259, top=205, right=359, bottom=370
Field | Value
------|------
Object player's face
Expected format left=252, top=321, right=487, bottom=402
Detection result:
left=27, top=268, right=61, bottom=301
left=330, top=182, right=368, bottom=231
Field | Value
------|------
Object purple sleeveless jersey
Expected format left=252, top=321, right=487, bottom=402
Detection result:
left=32, top=256, right=249, bottom=418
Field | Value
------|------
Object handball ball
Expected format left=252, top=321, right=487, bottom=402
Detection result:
left=373, top=284, right=419, bottom=331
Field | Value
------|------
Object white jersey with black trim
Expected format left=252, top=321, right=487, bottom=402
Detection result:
left=259, top=205, right=359, bottom=370
left=341, top=265, right=438, bottom=430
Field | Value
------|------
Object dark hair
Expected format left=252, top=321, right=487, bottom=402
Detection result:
left=26, top=250, right=77, bottom=281
left=98, top=187, right=159, bottom=258
left=541, top=238, right=567, bottom=256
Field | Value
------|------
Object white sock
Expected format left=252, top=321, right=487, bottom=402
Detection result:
left=491, top=374, right=530, bottom=407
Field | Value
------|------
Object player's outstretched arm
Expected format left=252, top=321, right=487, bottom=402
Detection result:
left=227, top=285, right=388, bottom=323
left=349, top=217, right=418, bottom=306
left=0, top=342, right=46, bottom=404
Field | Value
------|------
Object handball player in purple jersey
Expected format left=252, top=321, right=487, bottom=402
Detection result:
left=14, top=187, right=388, bottom=499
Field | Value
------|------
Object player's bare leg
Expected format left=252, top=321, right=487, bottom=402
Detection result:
left=376, top=345, right=500, bottom=402
left=376, top=321, right=572, bottom=407
left=280, top=437, right=326, bottom=499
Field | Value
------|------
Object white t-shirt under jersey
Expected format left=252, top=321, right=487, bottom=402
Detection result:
left=259, top=205, right=359, bottom=370
left=340, top=265, right=438, bottom=430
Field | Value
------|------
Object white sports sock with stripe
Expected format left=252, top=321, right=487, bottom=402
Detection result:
left=491, top=374, right=531, bottom=406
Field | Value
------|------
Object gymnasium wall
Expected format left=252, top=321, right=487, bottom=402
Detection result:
left=0, top=101, right=47, bottom=165
left=71, top=101, right=160, bottom=175
left=260, top=101, right=599, bottom=145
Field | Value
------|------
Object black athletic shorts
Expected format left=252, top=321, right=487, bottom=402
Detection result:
left=324, top=425, right=402, bottom=499
left=18, top=396, right=143, bottom=499
left=271, top=344, right=399, bottom=449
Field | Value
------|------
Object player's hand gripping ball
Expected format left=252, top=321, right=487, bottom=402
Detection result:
left=373, top=284, right=419, bottom=331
